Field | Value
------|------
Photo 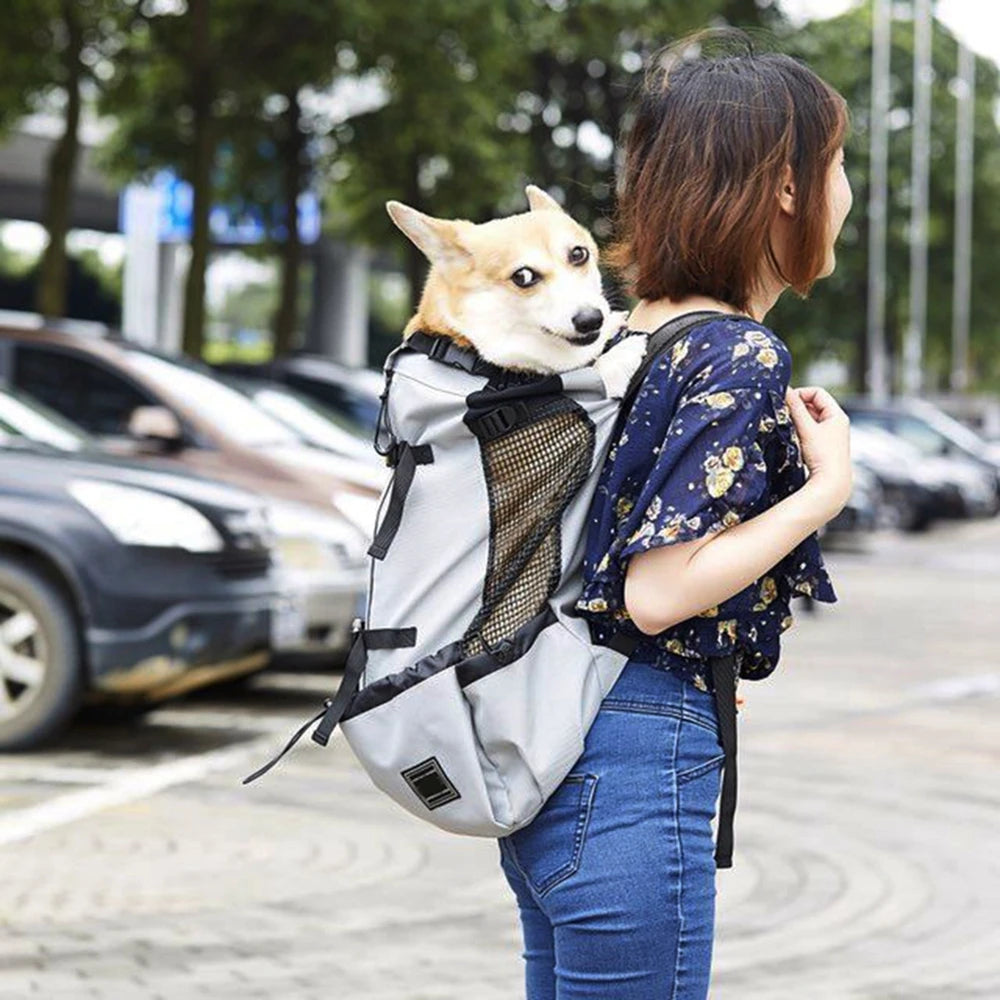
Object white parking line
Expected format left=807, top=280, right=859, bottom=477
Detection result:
left=0, top=764, right=124, bottom=784
left=0, top=723, right=337, bottom=847
left=909, top=673, right=1000, bottom=701
left=146, top=706, right=311, bottom=732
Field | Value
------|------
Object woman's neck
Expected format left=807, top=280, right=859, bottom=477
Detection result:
left=627, top=278, right=785, bottom=331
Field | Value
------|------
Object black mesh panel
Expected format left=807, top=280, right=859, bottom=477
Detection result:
left=462, top=394, right=594, bottom=657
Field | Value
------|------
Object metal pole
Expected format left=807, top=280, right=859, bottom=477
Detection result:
left=951, top=40, right=975, bottom=393
left=903, top=0, right=932, bottom=397
left=867, top=0, right=891, bottom=403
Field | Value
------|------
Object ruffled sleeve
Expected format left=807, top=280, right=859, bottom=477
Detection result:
left=575, top=319, right=796, bottom=629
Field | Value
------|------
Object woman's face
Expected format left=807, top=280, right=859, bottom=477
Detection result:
left=820, top=145, right=853, bottom=277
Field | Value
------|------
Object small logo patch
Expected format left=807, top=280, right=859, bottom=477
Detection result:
left=401, top=756, right=461, bottom=810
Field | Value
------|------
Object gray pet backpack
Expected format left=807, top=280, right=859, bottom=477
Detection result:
left=243, top=310, right=740, bottom=868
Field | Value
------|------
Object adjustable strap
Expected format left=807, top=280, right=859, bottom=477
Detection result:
left=312, top=623, right=416, bottom=746
left=368, top=440, right=433, bottom=560
left=464, top=373, right=564, bottom=441
left=709, top=653, right=739, bottom=869
left=404, top=329, right=505, bottom=378
left=240, top=620, right=417, bottom=784
left=465, top=400, right=533, bottom=442
left=575, top=614, right=740, bottom=867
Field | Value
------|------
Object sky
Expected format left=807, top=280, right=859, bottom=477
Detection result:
left=781, top=0, right=1000, bottom=65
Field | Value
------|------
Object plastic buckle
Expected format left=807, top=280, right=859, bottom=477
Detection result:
left=478, top=405, right=518, bottom=440
left=427, top=336, right=451, bottom=361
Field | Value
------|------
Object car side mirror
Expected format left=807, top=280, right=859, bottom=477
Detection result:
left=127, top=405, right=183, bottom=448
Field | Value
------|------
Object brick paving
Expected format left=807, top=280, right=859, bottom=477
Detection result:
left=0, top=517, right=998, bottom=998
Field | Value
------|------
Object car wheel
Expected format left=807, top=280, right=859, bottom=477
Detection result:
left=0, top=557, right=83, bottom=751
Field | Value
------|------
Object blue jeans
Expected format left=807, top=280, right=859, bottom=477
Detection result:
left=496, top=656, right=725, bottom=999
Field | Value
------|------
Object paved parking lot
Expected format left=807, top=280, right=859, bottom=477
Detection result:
left=1, top=518, right=999, bottom=999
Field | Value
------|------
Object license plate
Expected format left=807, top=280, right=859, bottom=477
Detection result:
left=271, top=590, right=308, bottom=649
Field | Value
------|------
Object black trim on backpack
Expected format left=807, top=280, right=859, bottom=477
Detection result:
left=343, top=604, right=558, bottom=722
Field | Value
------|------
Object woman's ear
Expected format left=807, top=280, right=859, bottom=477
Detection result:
left=777, top=163, right=796, bottom=218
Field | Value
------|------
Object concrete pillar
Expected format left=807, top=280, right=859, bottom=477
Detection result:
left=120, top=184, right=161, bottom=347
left=157, top=242, right=187, bottom=354
left=306, top=236, right=370, bottom=365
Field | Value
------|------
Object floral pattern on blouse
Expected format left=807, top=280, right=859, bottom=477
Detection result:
left=574, top=314, right=837, bottom=695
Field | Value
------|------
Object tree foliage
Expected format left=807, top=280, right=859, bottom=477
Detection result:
left=770, top=1, right=1000, bottom=392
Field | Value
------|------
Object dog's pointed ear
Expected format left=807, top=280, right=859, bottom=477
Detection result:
left=385, top=200, right=473, bottom=269
left=525, top=184, right=565, bottom=214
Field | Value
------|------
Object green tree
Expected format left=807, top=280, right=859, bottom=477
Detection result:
left=325, top=0, right=783, bottom=316
left=100, top=0, right=244, bottom=356
left=220, top=0, right=356, bottom=356
left=0, top=0, right=121, bottom=318
left=771, top=1, right=1000, bottom=392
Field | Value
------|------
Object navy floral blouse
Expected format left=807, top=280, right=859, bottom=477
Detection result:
left=574, top=313, right=837, bottom=695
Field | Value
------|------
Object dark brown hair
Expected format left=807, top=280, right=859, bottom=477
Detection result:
left=607, top=27, right=850, bottom=311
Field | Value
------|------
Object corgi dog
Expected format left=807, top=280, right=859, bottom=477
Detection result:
left=384, top=184, right=648, bottom=398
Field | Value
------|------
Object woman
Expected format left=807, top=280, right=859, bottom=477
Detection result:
left=496, top=27, right=854, bottom=999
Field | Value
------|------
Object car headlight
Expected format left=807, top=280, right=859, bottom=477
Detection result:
left=267, top=500, right=369, bottom=567
left=68, top=479, right=224, bottom=552
left=222, top=505, right=275, bottom=551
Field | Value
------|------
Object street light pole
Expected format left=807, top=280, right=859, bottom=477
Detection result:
left=866, top=0, right=891, bottom=403
left=951, top=39, right=975, bottom=393
left=903, top=0, right=933, bottom=397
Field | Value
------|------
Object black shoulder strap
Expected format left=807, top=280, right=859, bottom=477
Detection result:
left=403, top=329, right=506, bottom=379
left=607, top=310, right=750, bottom=449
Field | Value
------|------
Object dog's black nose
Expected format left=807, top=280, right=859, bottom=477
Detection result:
left=572, top=307, right=604, bottom=334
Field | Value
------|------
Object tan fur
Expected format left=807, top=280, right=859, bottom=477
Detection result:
left=385, top=184, right=645, bottom=387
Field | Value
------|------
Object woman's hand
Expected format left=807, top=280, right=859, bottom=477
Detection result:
left=785, top=385, right=853, bottom=520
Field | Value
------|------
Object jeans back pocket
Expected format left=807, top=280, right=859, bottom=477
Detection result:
left=675, top=711, right=725, bottom=786
left=501, top=771, right=599, bottom=897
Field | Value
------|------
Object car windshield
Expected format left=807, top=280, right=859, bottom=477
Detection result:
left=0, top=388, right=94, bottom=451
left=126, top=352, right=302, bottom=447
left=250, top=385, right=371, bottom=451
left=912, top=404, right=988, bottom=453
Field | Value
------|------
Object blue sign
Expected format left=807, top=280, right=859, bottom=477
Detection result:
left=120, top=169, right=321, bottom=246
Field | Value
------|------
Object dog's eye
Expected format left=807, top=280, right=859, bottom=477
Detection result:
left=568, top=246, right=589, bottom=266
left=511, top=267, right=541, bottom=288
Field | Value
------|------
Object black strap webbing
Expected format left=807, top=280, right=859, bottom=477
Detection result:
left=404, top=329, right=505, bottom=378
left=368, top=441, right=433, bottom=560
left=608, top=310, right=752, bottom=452
left=240, top=623, right=417, bottom=784
left=709, top=653, right=739, bottom=868
left=588, top=623, right=740, bottom=869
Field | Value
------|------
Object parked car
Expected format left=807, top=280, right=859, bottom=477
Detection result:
left=849, top=424, right=952, bottom=531
left=0, top=384, right=99, bottom=453
left=215, top=373, right=380, bottom=465
left=0, top=314, right=386, bottom=657
left=212, top=354, right=384, bottom=436
left=0, top=434, right=303, bottom=749
left=824, top=460, right=881, bottom=544
left=842, top=396, right=1000, bottom=515
left=0, top=382, right=365, bottom=657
